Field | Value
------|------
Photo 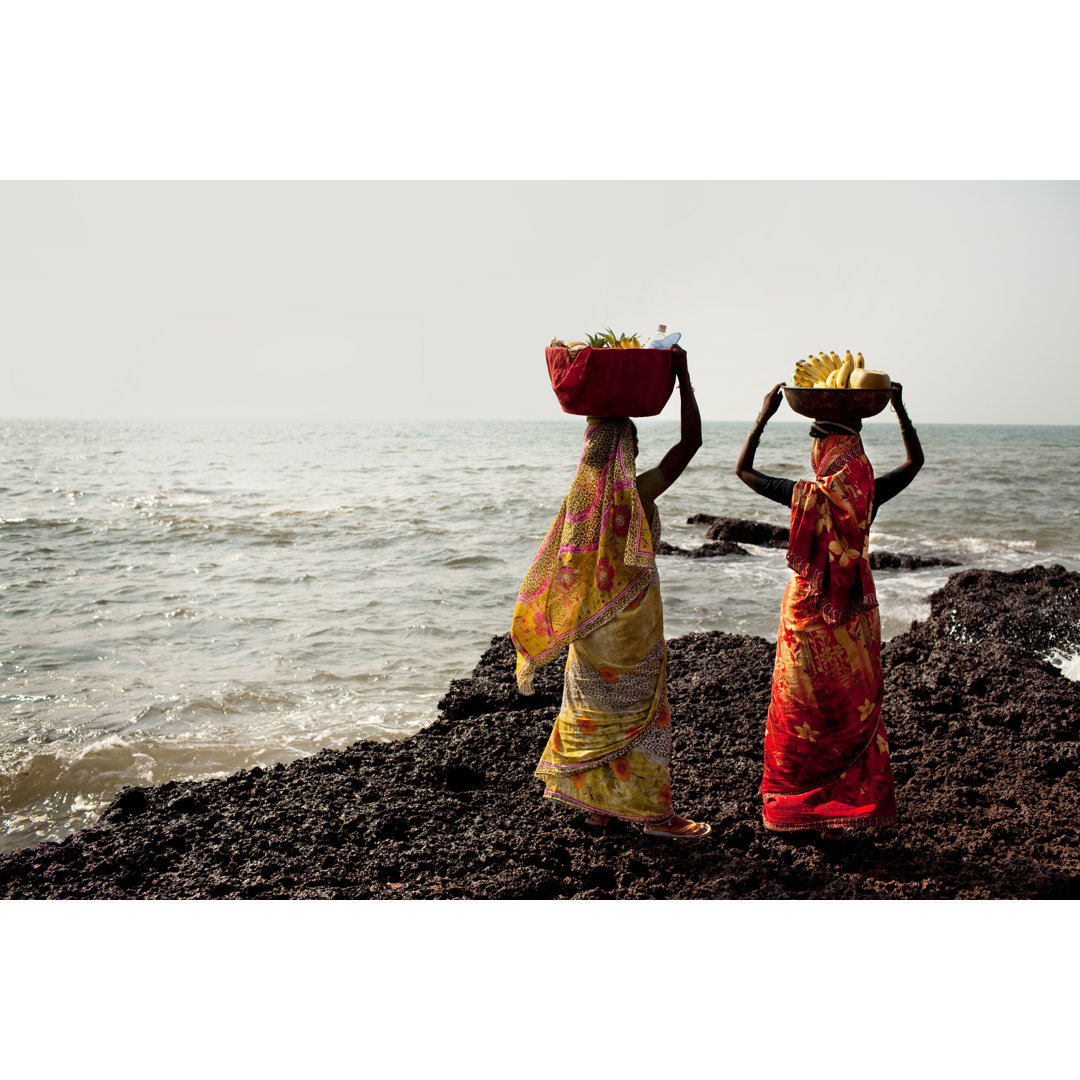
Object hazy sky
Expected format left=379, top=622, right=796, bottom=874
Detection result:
left=2, top=181, right=1077, bottom=424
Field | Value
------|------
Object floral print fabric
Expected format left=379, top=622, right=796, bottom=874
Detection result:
left=787, top=433, right=877, bottom=626
left=511, top=418, right=655, bottom=695
left=536, top=576, right=674, bottom=823
left=761, top=579, right=896, bottom=830
left=761, top=433, right=896, bottom=831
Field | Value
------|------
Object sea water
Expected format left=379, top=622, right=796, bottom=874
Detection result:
left=3, top=419, right=1079, bottom=851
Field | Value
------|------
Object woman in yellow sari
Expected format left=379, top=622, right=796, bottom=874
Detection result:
left=512, top=348, right=710, bottom=838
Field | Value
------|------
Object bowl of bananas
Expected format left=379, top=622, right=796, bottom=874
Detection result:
left=784, top=350, right=892, bottom=421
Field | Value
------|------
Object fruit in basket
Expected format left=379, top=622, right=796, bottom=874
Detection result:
left=545, top=338, right=676, bottom=417
left=586, top=328, right=642, bottom=349
left=794, top=355, right=829, bottom=385
left=550, top=337, right=590, bottom=358
left=835, top=355, right=855, bottom=388
left=551, top=328, right=651, bottom=356
left=791, top=349, right=886, bottom=389
left=849, top=368, right=891, bottom=389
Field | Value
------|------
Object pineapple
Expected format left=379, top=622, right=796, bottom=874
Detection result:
left=587, top=327, right=642, bottom=349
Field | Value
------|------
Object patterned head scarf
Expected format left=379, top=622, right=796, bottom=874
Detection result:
left=512, top=418, right=655, bottom=693
left=787, top=433, right=878, bottom=625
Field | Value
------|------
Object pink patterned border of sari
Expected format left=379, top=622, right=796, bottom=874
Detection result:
left=515, top=567, right=654, bottom=690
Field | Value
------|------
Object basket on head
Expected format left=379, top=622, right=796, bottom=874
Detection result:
left=783, top=386, right=892, bottom=422
left=546, top=347, right=676, bottom=417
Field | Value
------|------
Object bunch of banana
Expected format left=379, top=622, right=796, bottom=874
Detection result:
left=792, top=349, right=866, bottom=388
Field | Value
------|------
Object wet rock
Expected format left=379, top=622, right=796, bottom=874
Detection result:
left=100, top=786, right=150, bottom=822
left=926, top=564, right=1080, bottom=658
left=870, top=551, right=960, bottom=570
left=437, top=634, right=564, bottom=721
left=2, top=566, right=1078, bottom=900
left=442, top=765, right=487, bottom=792
left=656, top=539, right=749, bottom=558
left=687, top=517, right=961, bottom=571
left=691, top=516, right=790, bottom=548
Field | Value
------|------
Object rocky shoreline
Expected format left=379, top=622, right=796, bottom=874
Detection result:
left=665, top=515, right=959, bottom=568
left=2, top=564, right=1078, bottom=900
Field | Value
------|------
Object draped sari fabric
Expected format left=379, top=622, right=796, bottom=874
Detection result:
left=761, top=434, right=897, bottom=831
left=534, top=522, right=673, bottom=823
left=512, top=419, right=655, bottom=695
left=513, top=419, right=674, bottom=823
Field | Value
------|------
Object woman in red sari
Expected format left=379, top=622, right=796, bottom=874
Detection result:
left=736, top=382, right=923, bottom=832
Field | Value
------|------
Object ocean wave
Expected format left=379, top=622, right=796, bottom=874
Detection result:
left=1, top=515, right=93, bottom=532
left=51, top=735, right=156, bottom=774
left=956, top=536, right=1038, bottom=555
left=444, top=555, right=502, bottom=568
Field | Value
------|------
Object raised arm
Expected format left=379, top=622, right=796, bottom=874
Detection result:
left=736, top=383, right=784, bottom=491
left=872, top=382, right=925, bottom=509
left=890, top=383, right=924, bottom=474
left=636, top=346, right=702, bottom=506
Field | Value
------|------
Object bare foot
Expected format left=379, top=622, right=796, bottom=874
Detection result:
left=584, top=813, right=610, bottom=828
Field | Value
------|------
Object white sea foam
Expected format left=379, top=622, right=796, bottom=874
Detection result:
left=70, top=793, right=107, bottom=813
left=52, top=737, right=158, bottom=783
left=956, top=536, right=1038, bottom=556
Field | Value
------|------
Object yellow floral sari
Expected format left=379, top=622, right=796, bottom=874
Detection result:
left=512, top=419, right=673, bottom=823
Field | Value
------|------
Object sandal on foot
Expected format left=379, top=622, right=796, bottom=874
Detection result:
left=642, top=819, right=711, bottom=840
left=584, top=813, right=610, bottom=829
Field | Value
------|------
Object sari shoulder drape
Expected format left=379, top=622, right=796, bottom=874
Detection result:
left=787, top=434, right=877, bottom=625
left=512, top=419, right=655, bottom=694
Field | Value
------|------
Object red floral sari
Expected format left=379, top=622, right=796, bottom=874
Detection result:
left=761, top=434, right=897, bottom=831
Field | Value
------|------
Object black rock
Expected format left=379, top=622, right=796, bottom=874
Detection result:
left=697, top=516, right=790, bottom=548
left=656, top=539, right=749, bottom=558
left=100, top=786, right=150, bottom=822
left=870, top=551, right=960, bottom=570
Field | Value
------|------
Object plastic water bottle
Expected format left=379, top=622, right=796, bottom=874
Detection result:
left=645, top=323, right=681, bottom=349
